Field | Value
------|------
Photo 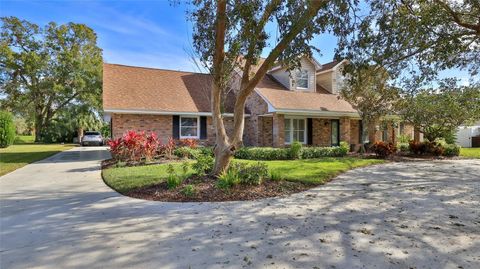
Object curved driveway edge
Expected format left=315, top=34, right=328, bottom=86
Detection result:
left=1, top=147, right=479, bottom=269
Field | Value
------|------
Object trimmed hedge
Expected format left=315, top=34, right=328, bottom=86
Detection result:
left=235, top=142, right=349, bottom=160
left=0, top=111, right=16, bottom=148
left=235, top=147, right=291, bottom=160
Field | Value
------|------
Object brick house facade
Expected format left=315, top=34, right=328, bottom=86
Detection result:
left=103, top=58, right=417, bottom=149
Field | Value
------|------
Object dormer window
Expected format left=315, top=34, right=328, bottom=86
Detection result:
left=296, top=70, right=309, bottom=89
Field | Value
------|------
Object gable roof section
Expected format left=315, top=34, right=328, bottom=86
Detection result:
left=316, top=59, right=348, bottom=74
left=103, top=63, right=212, bottom=113
left=255, top=83, right=357, bottom=115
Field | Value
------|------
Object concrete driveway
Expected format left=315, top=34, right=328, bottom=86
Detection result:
left=1, top=147, right=479, bottom=269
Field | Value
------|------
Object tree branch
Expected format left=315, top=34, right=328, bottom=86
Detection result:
left=434, top=0, right=480, bottom=34
left=231, top=0, right=325, bottom=145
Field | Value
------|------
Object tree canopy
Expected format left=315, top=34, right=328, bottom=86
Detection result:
left=399, top=81, right=480, bottom=142
left=0, top=16, right=102, bottom=142
left=189, top=0, right=359, bottom=174
left=340, top=64, right=400, bottom=143
left=340, top=0, right=480, bottom=89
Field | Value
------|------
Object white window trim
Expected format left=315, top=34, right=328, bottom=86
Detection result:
left=296, top=70, right=309, bottom=90
left=284, top=117, right=307, bottom=145
left=179, top=116, right=200, bottom=139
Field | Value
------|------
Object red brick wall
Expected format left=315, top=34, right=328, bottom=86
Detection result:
left=112, top=114, right=172, bottom=143
left=244, top=91, right=269, bottom=146
left=260, top=116, right=273, bottom=147
left=312, top=118, right=332, bottom=146
left=111, top=114, right=234, bottom=146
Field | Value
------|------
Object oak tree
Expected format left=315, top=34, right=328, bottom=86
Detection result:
left=190, top=0, right=359, bottom=174
left=0, top=17, right=102, bottom=142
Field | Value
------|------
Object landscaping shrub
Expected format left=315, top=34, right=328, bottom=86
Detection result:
left=339, top=141, right=350, bottom=155
left=235, top=144, right=349, bottom=160
left=181, top=161, right=190, bottom=178
left=443, top=144, right=460, bottom=156
left=235, top=162, right=269, bottom=185
left=174, top=146, right=200, bottom=159
left=301, top=145, right=348, bottom=158
left=198, top=146, right=214, bottom=157
left=217, top=168, right=240, bottom=189
left=409, top=141, right=426, bottom=155
left=181, top=184, right=196, bottom=197
left=371, top=141, right=397, bottom=157
left=234, top=147, right=290, bottom=160
left=192, top=154, right=214, bottom=176
left=159, top=137, right=176, bottom=159
left=107, top=130, right=160, bottom=162
left=397, top=134, right=411, bottom=143
left=0, top=111, right=15, bottom=148
left=408, top=140, right=459, bottom=157
left=424, top=141, right=444, bottom=156
left=177, top=138, right=197, bottom=148
left=166, top=164, right=181, bottom=189
left=289, top=141, right=303, bottom=159
left=217, top=162, right=269, bottom=189
left=397, top=142, right=409, bottom=153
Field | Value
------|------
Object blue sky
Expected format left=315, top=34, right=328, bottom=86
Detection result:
left=1, top=0, right=470, bottom=85
left=1, top=0, right=339, bottom=72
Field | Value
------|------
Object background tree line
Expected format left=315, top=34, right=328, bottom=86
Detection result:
left=0, top=16, right=104, bottom=143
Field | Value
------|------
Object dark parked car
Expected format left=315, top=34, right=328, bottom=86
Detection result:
left=81, top=131, right=104, bottom=146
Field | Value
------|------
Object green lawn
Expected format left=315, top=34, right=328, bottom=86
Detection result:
left=102, top=162, right=196, bottom=194
left=103, top=157, right=384, bottom=194
left=460, top=148, right=480, bottom=158
left=0, top=136, right=75, bottom=176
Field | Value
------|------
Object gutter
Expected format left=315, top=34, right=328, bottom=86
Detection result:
left=104, top=108, right=250, bottom=117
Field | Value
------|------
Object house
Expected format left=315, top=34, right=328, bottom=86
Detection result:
left=456, top=121, right=480, bottom=148
left=103, top=57, right=414, bottom=149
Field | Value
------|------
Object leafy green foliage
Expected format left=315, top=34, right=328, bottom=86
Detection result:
left=217, top=169, right=240, bottom=190
left=192, top=154, right=214, bottom=176
left=217, top=161, right=269, bottom=188
left=0, top=111, right=16, bottom=148
left=341, top=0, right=480, bottom=87
left=235, top=147, right=291, bottom=160
left=340, top=65, right=400, bottom=143
left=289, top=141, right=302, bottom=159
left=269, top=170, right=283, bottom=181
left=189, top=0, right=359, bottom=174
left=181, top=184, right=197, bottom=197
left=166, top=164, right=181, bottom=189
left=236, top=145, right=349, bottom=160
left=231, top=162, right=269, bottom=186
left=397, top=142, right=410, bottom=153
left=397, top=134, right=411, bottom=144
left=174, top=146, right=200, bottom=159
left=0, top=17, right=102, bottom=142
left=400, top=83, right=480, bottom=142
left=301, top=145, right=348, bottom=158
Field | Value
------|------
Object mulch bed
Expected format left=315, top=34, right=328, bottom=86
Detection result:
left=101, top=157, right=182, bottom=169
left=125, top=175, right=312, bottom=202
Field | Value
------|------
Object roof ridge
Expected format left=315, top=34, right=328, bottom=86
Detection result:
left=104, top=62, right=210, bottom=75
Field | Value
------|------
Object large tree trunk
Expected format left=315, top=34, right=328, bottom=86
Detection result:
left=77, top=127, right=84, bottom=144
left=34, top=113, right=43, bottom=142
left=212, top=142, right=234, bottom=175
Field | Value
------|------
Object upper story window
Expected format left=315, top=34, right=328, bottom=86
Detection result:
left=296, top=70, right=309, bottom=89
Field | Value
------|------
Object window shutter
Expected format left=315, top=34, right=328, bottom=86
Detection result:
left=307, top=118, right=313, bottom=145
left=172, top=115, right=180, bottom=139
left=200, top=116, right=207, bottom=139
